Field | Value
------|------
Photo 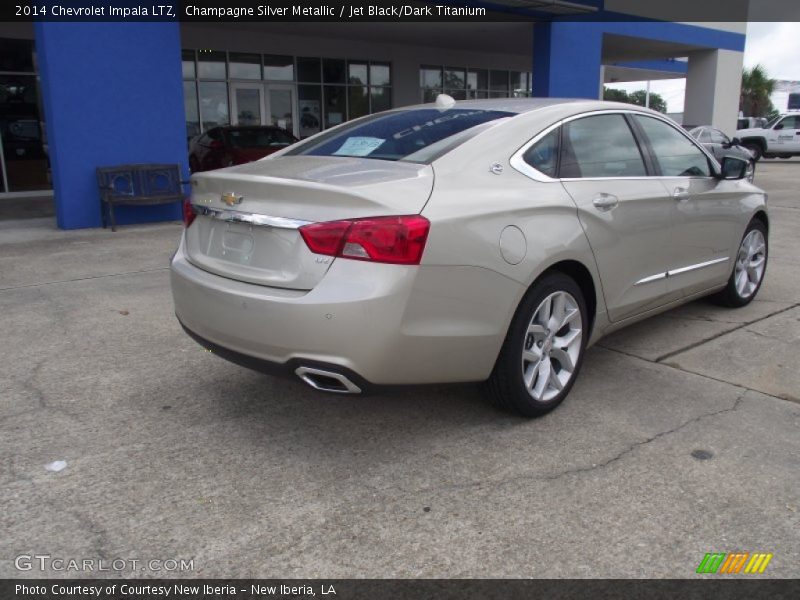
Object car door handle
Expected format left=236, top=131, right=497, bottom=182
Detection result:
left=673, top=187, right=691, bottom=201
left=592, top=193, right=619, bottom=211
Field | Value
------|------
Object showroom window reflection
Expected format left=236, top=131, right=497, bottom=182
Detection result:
left=420, top=65, right=532, bottom=101
left=181, top=50, right=392, bottom=144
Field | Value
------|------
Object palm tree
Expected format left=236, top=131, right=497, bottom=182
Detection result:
left=740, top=65, right=777, bottom=118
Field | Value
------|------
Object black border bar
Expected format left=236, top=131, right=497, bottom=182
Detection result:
left=3, top=0, right=800, bottom=22
left=2, top=579, right=800, bottom=600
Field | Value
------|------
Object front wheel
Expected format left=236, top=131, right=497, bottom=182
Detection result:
left=713, top=220, right=768, bottom=307
left=483, top=273, right=588, bottom=417
left=743, top=143, right=763, bottom=161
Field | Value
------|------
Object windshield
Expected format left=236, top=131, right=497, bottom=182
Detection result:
left=284, top=108, right=514, bottom=163
left=226, top=128, right=296, bottom=149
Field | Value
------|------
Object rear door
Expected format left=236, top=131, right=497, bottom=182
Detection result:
left=558, top=113, right=678, bottom=322
left=632, top=114, right=739, bottom=296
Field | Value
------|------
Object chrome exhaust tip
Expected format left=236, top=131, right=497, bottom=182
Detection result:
left=295, top=366, right=362, bottom=394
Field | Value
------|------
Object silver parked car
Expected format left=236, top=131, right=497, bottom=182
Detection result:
left=171, top=98, right=768, bottom=417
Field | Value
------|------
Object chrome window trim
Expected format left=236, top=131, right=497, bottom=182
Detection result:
left=191, top=204, right=312, bottom=229
left=510, top=109, right=721, bottom=183
left=667, top=256, right=729, bottom=277
left=635, top=256, right=730, bottom=286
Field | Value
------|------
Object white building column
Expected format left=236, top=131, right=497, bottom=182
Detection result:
left=683, top=49, right=744, bottom=135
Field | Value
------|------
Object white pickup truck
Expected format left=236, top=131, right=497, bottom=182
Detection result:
left=736, top=113, right=800, bottom=160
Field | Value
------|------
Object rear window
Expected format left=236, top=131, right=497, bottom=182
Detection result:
left=226, top=128, right=296, bottom=149
left=284, top=108, right=513, bottom=163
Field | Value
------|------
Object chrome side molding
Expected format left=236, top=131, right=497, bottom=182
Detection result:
left=191, top=204, right=312, bottom=230
left=635, top=257, right=729, bottom=286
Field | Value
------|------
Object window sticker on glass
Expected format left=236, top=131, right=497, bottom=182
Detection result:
left=333, top=136, right=385, bottom=157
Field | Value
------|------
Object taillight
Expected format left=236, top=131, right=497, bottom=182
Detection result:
left=299, top=215, right=430, bottom=265
left=182, top=198, right=196, bottom=228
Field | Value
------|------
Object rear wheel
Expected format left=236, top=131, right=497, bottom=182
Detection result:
left=713, top=220, right=768, bottom=307
left=483, top=273, right=588, bottom=417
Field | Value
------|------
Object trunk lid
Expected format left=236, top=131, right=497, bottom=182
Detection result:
left=185, top=156, right=434, bottom=290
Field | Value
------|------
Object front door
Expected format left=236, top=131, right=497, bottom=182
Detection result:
left=230, top=83, right=298, bottom=137
left=768, top=115, right=800, bottom=153
left=632, top=114, right=740, bottom=297
left=265, top=84, right=297, bottom=137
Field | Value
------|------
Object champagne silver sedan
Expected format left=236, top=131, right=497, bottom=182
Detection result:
left=171, top=98, right=768, bottom=417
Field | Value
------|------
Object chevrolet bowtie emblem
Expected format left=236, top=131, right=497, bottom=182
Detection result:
left=221, top=192, right=243, bottom=206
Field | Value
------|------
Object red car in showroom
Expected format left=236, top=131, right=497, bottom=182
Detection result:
left=188, top=125, right=298, bottom=172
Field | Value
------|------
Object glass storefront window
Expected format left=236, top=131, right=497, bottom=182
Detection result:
left=197, top=51, right=226, bottom=79
left=370, top=87, right=391, bottom=113
left=229, top=52, right=261, bottom=79
left=183, top=81, right=200, bottom=143
left=182, top=49, right=391, bottom=138
left=323, top=59, right=346, bottom=84
left=297, top=57, right=321, bottom=83
left=0, top=39, right=35, bottom=73
left=298, top=85, right=322, bottom=138
left=263, top=55, right=294, bottom=81
left=0, top=75, right=49, bottom=192
left=324, top=85, right=346, bottom=128
left=348, top=62, right=368, bottom=86
left=370, top=63, right=391, bottom=86
left=490, top=70, right=509, bottom=94
left=445, top=89, right=467, bottom=101
left=420, top=66, right=442, bottom=89
left=444, top=67, right=466, bottom=90
left=467, top=69, right=488, bottom=91
left=181, top=50, right=195, bottom=79
left=348, top=86, right=369, bottom=119
left=510, top=71, right=528, bottom=97
left=198, top=81, right=229, bottom=129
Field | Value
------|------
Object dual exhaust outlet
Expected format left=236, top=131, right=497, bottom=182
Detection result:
left=295, top=366, right=362, bottom=394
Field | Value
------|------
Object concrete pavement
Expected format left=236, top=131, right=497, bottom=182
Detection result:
left=0, top=162, right=798, bottom=579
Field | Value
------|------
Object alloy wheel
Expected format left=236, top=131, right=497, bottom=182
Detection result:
left=735, top=229, right=766, bottom=299
left=521, top=291, right=583, bottom=402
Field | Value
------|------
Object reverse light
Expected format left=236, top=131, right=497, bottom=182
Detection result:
left=182, top=198, right=196, bottom=228
left=299, top=215, right=430, bottom=265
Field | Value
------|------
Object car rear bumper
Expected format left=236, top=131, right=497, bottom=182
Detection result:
left=171, top=237, right=522, bottom=386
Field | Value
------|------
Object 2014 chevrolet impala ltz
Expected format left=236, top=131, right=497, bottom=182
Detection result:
left=171, top=98, right=768, bottom=417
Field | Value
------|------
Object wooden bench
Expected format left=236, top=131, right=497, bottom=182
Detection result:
left=96, top=163, right=188, bottom=231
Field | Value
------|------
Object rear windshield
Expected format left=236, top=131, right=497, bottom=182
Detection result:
left=284, top=108, right=513, bottom=163
left=226, top=128, right=296, bottom=149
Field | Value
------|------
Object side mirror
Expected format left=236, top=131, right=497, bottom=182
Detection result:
left=730, top=137, right=741, bottom=146
left=719, top=156, right=748, bottom=180
left=774, top=123, right=784, bottom=130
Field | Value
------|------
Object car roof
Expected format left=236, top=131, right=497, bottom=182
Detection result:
left=393, top=97, right=662, bottom=117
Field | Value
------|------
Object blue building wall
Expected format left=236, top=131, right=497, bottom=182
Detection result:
left=35, top=22, right=187, bottom=229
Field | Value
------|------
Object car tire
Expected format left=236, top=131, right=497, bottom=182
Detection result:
left=482, top=272, right=588, bottom=417
left=743, top=143, right=763, bottom=161
left=780, top=154, right=792, bottom=159
left=713, top=219, right=768, bottom=308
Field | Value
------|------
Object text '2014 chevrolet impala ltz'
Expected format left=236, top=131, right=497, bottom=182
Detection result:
left=171, top=98, right=768, bottom=417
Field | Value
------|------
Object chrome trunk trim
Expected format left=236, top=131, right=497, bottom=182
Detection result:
left=191, top=204, right=312, bottom=229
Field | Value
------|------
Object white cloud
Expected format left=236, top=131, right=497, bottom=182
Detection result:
left=604, top=23, right=800, bottom=114
left=744, top=22, right=800, bottom=80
